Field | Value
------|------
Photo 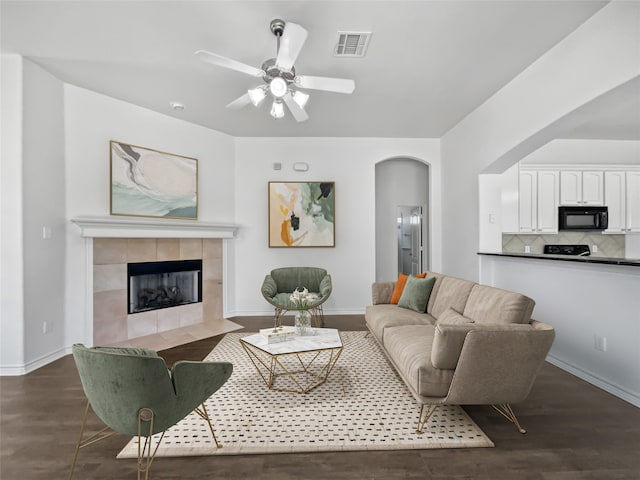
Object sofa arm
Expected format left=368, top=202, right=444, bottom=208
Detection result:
left=371, top=282, right=395, bottom=305
left=445, top=321, right=555, bottom=405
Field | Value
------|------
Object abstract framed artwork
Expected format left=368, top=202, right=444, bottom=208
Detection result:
left=110, top=140, right=198, bottom=220
left=268, top=182, right=335, bottom=247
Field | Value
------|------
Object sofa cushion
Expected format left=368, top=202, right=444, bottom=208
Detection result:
left=365, top=305, right=435, bottom=343
left=424, top=272, right=445, bottom=315
left=383, top=325, right=454, bottom=398
left=435, top=307, right=474, bottom=326
left=463, top=284, right=535, bottom=324
left=430, top=276, right=477, bottom=319
left=398, top=276, right=436, bottom=313
left=431, top=322, right=534, bottom=369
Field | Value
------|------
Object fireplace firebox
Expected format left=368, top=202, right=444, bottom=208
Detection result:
left=128, top=260, right=202, bottom=314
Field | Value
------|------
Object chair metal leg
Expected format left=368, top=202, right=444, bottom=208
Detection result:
left=195, top=402, right=223, bottom=448
left=137, top=408, right=165, bottom=480
left=492, top=404, right=527, bottom=434
left=68, top=401, right=117, bottom=480
left=273, top=307, right=287, bottom=327
left=416, top=404, right=439, bottom=434
left=311, top=305, right=325, bottom=327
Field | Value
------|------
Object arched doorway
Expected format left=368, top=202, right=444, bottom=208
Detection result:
left=375, top=158, right=430, bottom=281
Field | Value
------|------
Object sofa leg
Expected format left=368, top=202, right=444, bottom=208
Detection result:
left=491, top=404, right=526, bottom=434
left=416, top=404, right=438, bottom=434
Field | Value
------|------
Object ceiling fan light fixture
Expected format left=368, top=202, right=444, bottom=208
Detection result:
left=292, top=90, right=309, bottom=109
left=248, top=86, right=267, bottom=106
left=270, top=99, right=285, bottom=119
left=269, top=77, right=288, bottom=98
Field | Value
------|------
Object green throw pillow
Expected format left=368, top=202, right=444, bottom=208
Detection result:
left=397, top=276, right=436, bottom=313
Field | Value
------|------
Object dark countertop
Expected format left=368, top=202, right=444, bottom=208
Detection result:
left=478, top=251, right=640, bottom=267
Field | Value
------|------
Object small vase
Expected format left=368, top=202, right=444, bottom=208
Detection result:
left=294, top=310, right=313, bottom=336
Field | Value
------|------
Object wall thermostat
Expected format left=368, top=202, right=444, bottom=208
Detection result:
left=293, top=162, right=309, bottom=172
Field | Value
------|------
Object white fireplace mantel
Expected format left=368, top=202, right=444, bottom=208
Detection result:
left=71, top=216, right=240, bottom=238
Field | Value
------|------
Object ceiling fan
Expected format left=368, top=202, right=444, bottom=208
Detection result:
left=195, top=19, right=355, bottom=122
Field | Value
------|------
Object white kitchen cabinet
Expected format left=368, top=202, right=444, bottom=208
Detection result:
left=604, top=171, right=626, bottom=232
left=627, top=171, right=640, bottom=232
left=604, top=170, right=640, bottom=233
left=519, top=169, right=559, bottom=233
left=560, top=170, right=604, bottom=205
left=537, top=171, right=560, bottom=232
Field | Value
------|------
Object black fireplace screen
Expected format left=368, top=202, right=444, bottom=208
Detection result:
left=128, top=260, right=202, bottom=314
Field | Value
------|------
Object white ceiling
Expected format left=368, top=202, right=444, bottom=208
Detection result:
left=1, top=0, right=612, bottom=138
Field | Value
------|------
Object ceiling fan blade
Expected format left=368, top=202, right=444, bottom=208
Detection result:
left=275, top=22, right=308, bottom=72
left=194, top=50, right=264, bottom=77
left=283, top=92, right=309, bottom=122
left=295, top=75, right=355, bottom=94
left=225, top=92, right=252, bottom=110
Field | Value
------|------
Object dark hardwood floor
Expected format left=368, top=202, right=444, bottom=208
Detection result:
left=2, top=315, right=639, bottom=479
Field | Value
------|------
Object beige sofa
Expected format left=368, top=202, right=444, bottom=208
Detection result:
left=365, top=271, right=555, bottom=434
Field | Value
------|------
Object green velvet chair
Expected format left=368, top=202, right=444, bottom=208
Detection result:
left=68, top=344, right=232, bottom=480
left=261, top=267, right=332, bottom=327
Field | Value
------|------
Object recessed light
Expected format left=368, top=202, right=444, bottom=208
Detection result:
left=170, top=102, right=185, bottom=111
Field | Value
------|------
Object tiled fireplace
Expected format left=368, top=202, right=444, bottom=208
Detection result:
left=93, top=238, right=223, bottom=345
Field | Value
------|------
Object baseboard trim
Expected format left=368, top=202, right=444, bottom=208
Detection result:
left=547, top=354, right=640, bottom=408
left=0, top=346, right=71, bottom=376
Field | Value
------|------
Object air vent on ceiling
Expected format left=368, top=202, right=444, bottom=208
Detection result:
left=334, top=31, right=371, bottom=57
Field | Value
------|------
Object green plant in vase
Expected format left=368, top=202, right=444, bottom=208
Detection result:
left=290, top=287, right=317, bottom=336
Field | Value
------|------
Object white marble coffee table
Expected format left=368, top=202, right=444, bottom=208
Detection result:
left=239, top=328, right=343, bottom=394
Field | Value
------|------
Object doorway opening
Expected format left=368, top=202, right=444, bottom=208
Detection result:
left=375, top=157, right=429, bottom=281
left=397, top=206, right=423, bottom=275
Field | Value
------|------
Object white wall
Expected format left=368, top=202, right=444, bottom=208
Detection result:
left=22, top=59, right=67, bottom=364
left=0, top=55, right=25, bottom=371
left=441, top=1, right=640, bottom=281
left=521, top=139, right=640, bottom=165
left=232, top=137, right=440, bottom=316
left=63, top=85, right=236, bottom=346
left=0, top=57, right=67, bottom=374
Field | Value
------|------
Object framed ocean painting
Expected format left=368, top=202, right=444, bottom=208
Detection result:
left=268, top=181, right=335, bottom=247
left=110, top=141, right=198, bottom=220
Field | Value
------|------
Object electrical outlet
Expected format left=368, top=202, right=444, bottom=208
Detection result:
left=524, top=245, right=531, bottom=253
left=594, top=334, right=607, bottom=352
left=592, top=245, right=598, bottom=253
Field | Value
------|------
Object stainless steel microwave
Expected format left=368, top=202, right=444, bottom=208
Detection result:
left=558, top=206, right=608, bottom=231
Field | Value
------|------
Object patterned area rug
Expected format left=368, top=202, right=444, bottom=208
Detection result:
left=117, top=331, right=493, bottom=457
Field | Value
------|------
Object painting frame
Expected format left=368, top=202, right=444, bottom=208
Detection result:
left=268, top=181, right=336, bottom=248
left=110, top=140, right=198, bottom=220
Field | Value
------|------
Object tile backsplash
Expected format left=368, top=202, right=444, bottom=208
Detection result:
left=503, top=232, right=625, bottom=258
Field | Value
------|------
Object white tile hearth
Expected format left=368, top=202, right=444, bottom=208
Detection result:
left=110, top=318, right=243, bottom=352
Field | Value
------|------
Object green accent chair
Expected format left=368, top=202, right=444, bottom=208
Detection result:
left=68, top=344, right=232, bottom=480
left=261, top=267, right=332, bottom=327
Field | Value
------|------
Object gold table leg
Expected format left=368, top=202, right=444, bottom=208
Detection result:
left=240, top=340, right=344, bottom=394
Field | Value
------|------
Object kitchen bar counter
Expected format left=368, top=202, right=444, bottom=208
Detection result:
left=478, top=252, right=640, bottom=407
left=478, top=251, right=640, bottom=267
